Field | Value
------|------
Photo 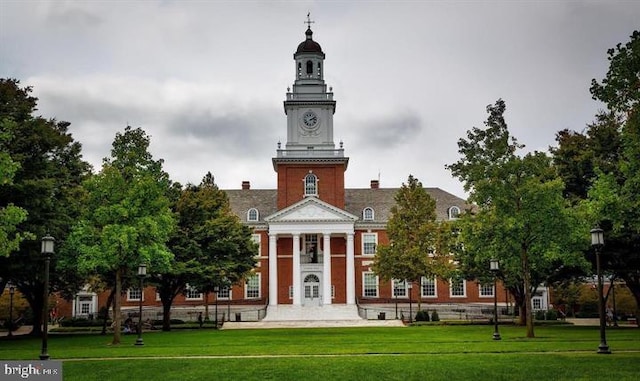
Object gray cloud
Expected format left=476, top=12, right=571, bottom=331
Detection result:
left=3, top=1, right=640, bottom=197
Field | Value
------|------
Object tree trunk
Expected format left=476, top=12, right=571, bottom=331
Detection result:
left=112, top=268, right=122, bottom=344
left=101, top=288, right=116, bottom=335
left=162, top=298, right=173, bottom=331
left=24, top=283, right=44, bottom=336
left=522, top=245, right=535, bottom=338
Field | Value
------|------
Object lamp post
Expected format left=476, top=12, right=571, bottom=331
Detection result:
left=490, top=259, right=501, bottom=340
left=591, top=227, right=610, bottom=354
left=40, top=235, right=54, bottom=360
left=135, top=263, right=147, bottom=346
left=8, top=282, right=15, bottom=338
left=213, top=285, right=219, bottom=327
left=407, top=281, right=413, bottom=323
left=395, top=287, right=399, bottom=320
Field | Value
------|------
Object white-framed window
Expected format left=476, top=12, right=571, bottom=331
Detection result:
left=362, top=207, right=374, bottom=221
left=127, top=288, right=143, bottom=301
left=532, top=297, right=542, bottom=310
left=479, top=283, right=494, bottom=298
left=450, top=278, right=466, bottom=297
left=155, top=291, right=161, bottom=301
left=304, top=173, right=318, bottom=196
left=332, top=285, right=335, bottom=299
left=247, top=208, right=259, bottom=222
left=217, top=286, right=231, bottom=300
left=448, top=206, right=461, bottom=220
left=392, top=279, right=408, bottom=298
left=362, top=233, right=377, bottom=256
left=185, top=285, right=203, bottom=300
left=362, top=272, right=379, bottom=297
left=252, top=234, right=261, bottom=256
left=421, top=276, right=437, bottom=297
left=245, top=273, right=261, bottom=299
left=80, top=302, right=91, bottom=314
left=289, top=285, right=294, bottom=300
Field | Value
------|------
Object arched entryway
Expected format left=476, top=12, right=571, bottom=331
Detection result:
left=303, top=274, right=321, bottom=306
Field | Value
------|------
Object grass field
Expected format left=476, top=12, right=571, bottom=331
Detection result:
left=1, top=325, right=639, bottom=380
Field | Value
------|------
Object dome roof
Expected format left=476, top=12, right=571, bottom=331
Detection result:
left=295, top=27, right=324, bottom=56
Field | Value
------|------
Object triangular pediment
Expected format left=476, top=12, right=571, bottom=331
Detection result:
left=265, top=197, right=358, bottom=223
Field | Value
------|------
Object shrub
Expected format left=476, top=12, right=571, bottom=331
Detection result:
left=431, top=310, right=440, bottom=322
left=415, top=310, right=430, bottom=322
left=545, top=310, right=558, bottom=321
left=60, top=318, right=107, bottom=327
left=534, top=310, right=546, bottom=320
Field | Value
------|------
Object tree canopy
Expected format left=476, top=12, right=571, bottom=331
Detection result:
left=153, top=172, right=257, bottom=330
left=553, top=30, right=640, bottom=313
left=64, top=126, right=175, bottom=344
left=0, top=78, right=90, bottom=335
left=447, top=99, right=588, bottom=338
left=373, top=175, right=455, bottom=310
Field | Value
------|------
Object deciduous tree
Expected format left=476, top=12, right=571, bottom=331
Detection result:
left=0, top=78, right=90, bottom=335
left=447, top=99, right=587, bottom=337
left=65, top=126, right=175, bottom=344
left=373, top=175, right=454, bottom=311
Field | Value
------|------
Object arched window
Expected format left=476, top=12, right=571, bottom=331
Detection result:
left=306, top=60, right=313, bottom=75
left=362, top=207, right=374, bottom=221
left=304, top=173, right=318, bottom=196
left=304, top=274, right=320, bottom=283
left=448, top=206, right=461, bottom=220
left=247, top=208, right=259, bottom=222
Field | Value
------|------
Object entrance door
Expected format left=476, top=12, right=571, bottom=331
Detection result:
left=303, top=274, right=321, bottom=306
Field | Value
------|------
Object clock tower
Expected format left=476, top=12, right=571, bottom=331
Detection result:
left=274, top=22, right=349, bottom=209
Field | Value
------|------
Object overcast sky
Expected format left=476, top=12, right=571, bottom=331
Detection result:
left=2, top=1, right=639, bottom=198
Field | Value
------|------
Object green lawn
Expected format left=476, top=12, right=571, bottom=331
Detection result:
left=1, top=325, right=639, bottom=380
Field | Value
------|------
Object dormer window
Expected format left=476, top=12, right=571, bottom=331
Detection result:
left=448, top=206, right=461, bottom=220
left=363, top=207, right=374, bottom=221
left=304, top=173, right=318, bottom=197
left=247, top=208, right=259, bottom=222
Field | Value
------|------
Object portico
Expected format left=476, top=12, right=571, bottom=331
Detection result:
left=265, top=197, right=357, bottom=308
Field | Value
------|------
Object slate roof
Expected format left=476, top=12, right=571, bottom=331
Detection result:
left=225, top=187, right=469, bottom=225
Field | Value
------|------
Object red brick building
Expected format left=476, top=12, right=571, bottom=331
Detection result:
left=59, top=23, right=532, bottom=322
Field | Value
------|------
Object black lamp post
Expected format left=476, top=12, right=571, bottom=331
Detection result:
left=407, top=281, right=413, bottom=323
left=490, top=259, right=501, bottom=340
left=40, top=235, right=54, bottom=360
left=591, top=227, right=610, bottom=354
left=395, top=286, right=399, bottom=320
left=8, top=282, right=15, bottom=338
left=135, top=263, right=146, bottom=346
left=213, top=285, right=220, bottom=327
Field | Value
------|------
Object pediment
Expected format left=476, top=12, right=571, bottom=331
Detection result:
left=265, top=197, right=358, bottom=223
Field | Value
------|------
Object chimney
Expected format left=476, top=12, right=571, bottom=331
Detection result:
left=242, top=181, right=250, bottom=190
left=370, top=180, right=379, bottom=189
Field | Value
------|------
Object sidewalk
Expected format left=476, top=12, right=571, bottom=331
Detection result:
left=0, top=325, right=33, bottom=337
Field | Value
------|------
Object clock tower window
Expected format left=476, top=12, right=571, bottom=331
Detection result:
left=306, top=60, right=313, bottom=75
left=304, top=173, right=318, bottom=197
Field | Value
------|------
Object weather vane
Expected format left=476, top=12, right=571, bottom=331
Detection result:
left=305, top=12, right=314, bottom=29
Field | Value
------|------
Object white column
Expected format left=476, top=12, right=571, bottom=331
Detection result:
left=346, top=233, right=355, bottom=304
left=323, top=233, right=332, bottom=305
left=268, top=233, right=278, bottom=306
left=292, top=233, right=301, bottom=306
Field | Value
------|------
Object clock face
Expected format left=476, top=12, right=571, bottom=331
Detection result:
left=302, top=111, right=318, bottom=128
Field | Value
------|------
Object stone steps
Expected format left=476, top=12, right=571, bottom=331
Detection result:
left=262, top=305, right=361, bottom=321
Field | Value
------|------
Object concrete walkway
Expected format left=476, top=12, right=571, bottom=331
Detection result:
left=223, top=319, right=405, bottom=329
left=0, top=325, right=33, bottom=337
